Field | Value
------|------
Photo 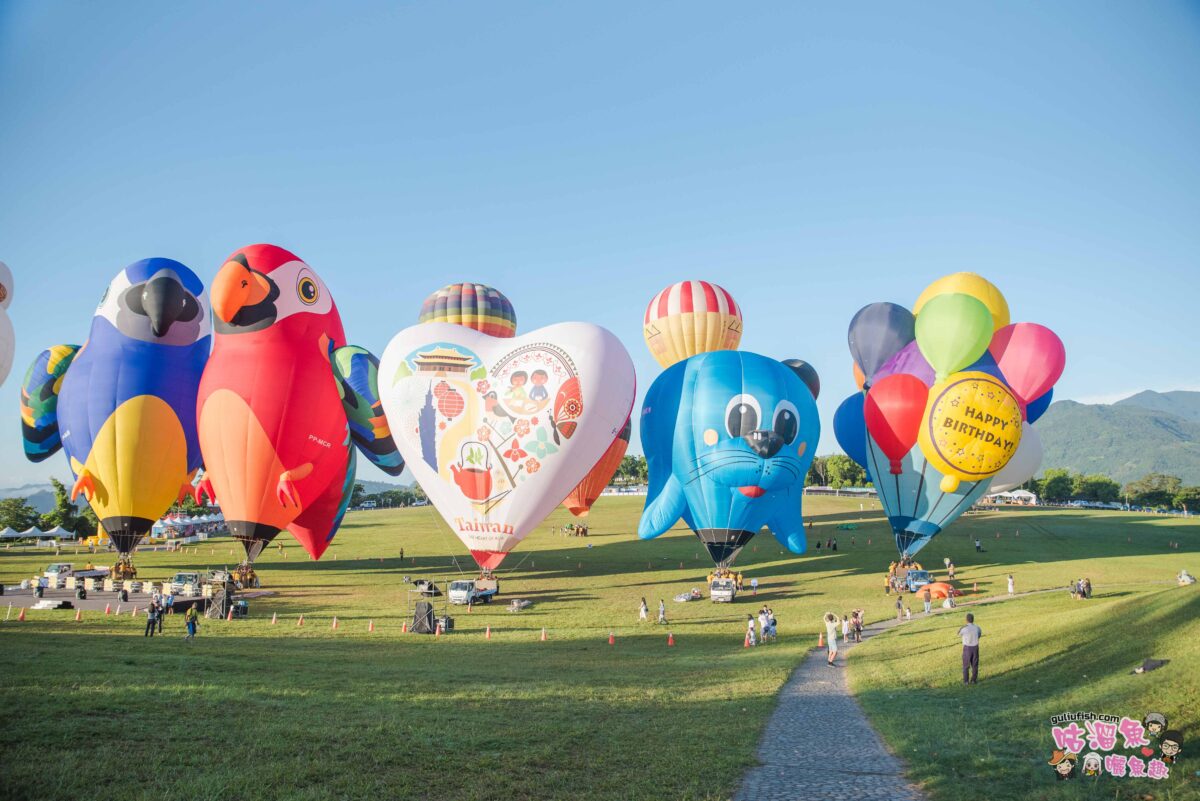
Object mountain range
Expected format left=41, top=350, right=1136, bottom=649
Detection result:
left=1037, top=390, right=1200, bottom=485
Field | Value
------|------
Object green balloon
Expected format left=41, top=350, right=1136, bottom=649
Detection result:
left=914, top=293, right=993, bottom=380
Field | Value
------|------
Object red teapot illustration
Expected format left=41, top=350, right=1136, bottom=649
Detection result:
left=450, top=440, right=493, bottom=501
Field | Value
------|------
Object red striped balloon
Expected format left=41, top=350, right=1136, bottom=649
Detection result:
left=643, top=280, right=742, bottom=368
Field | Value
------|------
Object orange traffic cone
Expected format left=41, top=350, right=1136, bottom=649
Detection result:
left=668, top=632, right=675, bottom=646
left=18, top=607, right=26, bottom=622
left=467, top=602, right=472, bottom=614
left=332, top=616, right=339, bottom=630
left=297, top=614, right=305, bottom=627
left=402, top=620, right=408, bottom=633
left=104, top=603, right=111, bottom=615
left=485, top=625, right=491, bottom=639
left=435, top=622, right=442, bottom=637
left=368, top=620, right=375, bottom=633
left=608, top=632, right=615, bottom=645
left=271, top=612, right=277, bottom=625
left=743, top=632, right=750, bottom=648
left=74, top=609, right=82, bottom=622
left=540, top=627, right=547, bottom=641
left=818, top=631, right=824, bottom=647
left=226, top=607, right=233, bottom=621
left=973, top=581, right=978, bottom=593
left=115, top=604, right=122, bottom=615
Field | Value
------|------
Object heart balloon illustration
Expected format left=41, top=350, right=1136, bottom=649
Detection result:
left=379, top=322, right=635, bottom=570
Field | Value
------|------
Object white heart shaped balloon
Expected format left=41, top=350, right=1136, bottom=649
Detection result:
left=379, top=322, right=635, bottom=570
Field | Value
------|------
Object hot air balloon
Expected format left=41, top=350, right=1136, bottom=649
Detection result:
left=841, top=273, right=1064, bottom=558
left=196, top=244, right=402, bottom=585
left=638, top=350, right=820, bottom=566
left=419, top=283, right=516, bottom=338
left=563, top=417, right=631, bottom=518
left=0, top=261, right=13, bottom=386
left=20, top=259, right=209, bottom=578
left=643, top=280, right=742, bottom=369
left=379, top=321, right=635, bottom=572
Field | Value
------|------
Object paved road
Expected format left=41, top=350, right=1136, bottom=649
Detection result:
left=732, top=616, right=926, bottom=801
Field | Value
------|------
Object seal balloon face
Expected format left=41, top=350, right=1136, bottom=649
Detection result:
left=639, top=350, right=820, bottom=565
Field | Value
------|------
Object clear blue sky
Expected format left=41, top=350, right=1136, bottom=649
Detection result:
left=2, top=1, right=1199, bottom=487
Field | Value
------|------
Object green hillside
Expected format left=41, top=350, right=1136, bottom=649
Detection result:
left=1038, top=393, right=1200, bottom=484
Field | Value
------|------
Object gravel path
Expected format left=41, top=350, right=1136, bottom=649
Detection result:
left=732, top=615, right=925, bottom=801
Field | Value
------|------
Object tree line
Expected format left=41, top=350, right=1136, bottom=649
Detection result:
left=1024, top=469, right=1200, bottom=510
left=0, top=478, right=99, bottom=535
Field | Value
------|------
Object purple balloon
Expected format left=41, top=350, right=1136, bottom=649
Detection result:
left=873, top=340, right=935, bottom=387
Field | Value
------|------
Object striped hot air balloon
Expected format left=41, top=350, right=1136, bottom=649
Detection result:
left=643, top=280, right=742, bottom=368
left=419, top=283, right=516, bottom=338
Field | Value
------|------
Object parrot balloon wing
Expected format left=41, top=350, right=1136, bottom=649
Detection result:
left=332, top=345, right=404, bottom=476
left=20, top=345, right=81, bottom=462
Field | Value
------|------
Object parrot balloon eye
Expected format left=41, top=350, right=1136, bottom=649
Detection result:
left=725, top=394, right=760, bottom=438
left=297, top=275, right=319, bottom=305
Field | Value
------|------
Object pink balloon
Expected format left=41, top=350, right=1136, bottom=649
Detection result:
left=989, top=323, right=1065, bottom=414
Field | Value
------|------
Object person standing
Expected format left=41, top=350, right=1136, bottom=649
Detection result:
left=823, top=612, right=839, bottom=666
left=895, top=594, right=904, bottom=622
left=746, top=615, right=757, bottom=647
left=840, top=614, right=849, bottom=641
left=831, top=538, right=838, bottom=552
left=1007, top=574, right=1015, bottom=595
left=884, top=573, right=891, bottom=595
left=657, top=599, right=667, bottom=624
left=639, top=597, right=648, bottom=622
left=947, top=561, right=956, bottom=581
left=958, top=612, right=982, bottom=684
left=144, top=603, right=158, bottom=637
left=922, top=587, right=932, bottom=614
left=974, top=538, right=982, bottom=552
left=184, top=605, right=199, bottom=641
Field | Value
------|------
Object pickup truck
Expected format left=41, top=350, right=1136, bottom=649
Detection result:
left=905, top=570, right=933, bottom=593
left=169, top=572, right=203, bottom=595
left=448, top=578, right=499, bottom=605
left=710, top=578, right=737, bottom=603
left=43, top=563, right=108, bottom=588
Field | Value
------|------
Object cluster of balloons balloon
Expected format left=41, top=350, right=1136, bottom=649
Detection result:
left=380, top=283, right=635, bottom=572
left=637, top=280, right=821, bottom=567
left=835, top=272, right=1065, bottom=556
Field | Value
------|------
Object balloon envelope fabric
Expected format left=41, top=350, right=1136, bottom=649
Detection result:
left=638, top=350, right=819, bottom=566
left=379, top=321, right=635, bottom=570
left=865, top=437, right=992, bottom=557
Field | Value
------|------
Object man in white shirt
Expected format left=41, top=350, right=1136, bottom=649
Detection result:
left=958, top=613, right=982, bottom=684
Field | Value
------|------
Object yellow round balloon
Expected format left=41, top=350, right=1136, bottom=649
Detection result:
left=914, top=272, right=1010, bottom=332
left=918, top=371, right=1022, bottom=493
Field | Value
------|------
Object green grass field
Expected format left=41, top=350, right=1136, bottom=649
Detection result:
left=1, top=496, right=1196, bottom=801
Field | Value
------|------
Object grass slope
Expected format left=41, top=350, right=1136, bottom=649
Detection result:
left=1, top=497, right=1196, bottom=800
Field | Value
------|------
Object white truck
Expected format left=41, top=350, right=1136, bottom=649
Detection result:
left=709, top=577, right=738, bottom=603
left=448, top=577, right=499, bottom=605
left=168, top=572, right=203, bottom=596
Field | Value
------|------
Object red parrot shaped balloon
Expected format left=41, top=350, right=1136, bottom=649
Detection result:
left=196, top=244, right=402, bottom=568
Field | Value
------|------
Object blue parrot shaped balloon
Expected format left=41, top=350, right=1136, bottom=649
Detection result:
left=638, top=350, right=820, bottom=566
left=20, top=258, right=210, bottom=560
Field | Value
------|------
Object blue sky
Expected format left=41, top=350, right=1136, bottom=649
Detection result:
left=2, top=2, right=1199, bottom=487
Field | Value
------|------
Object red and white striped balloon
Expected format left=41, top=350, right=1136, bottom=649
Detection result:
left=642, top=280, right=743, bottom=368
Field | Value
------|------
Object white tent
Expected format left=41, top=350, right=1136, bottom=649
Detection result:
left=0, top=526, right=22, bottom=539
left=42, top=525, right=75, bottom=539
left=19, top=527, right=44, bottom=537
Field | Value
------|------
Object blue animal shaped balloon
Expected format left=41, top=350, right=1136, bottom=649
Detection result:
left=638, top=350, right=820, bottom=566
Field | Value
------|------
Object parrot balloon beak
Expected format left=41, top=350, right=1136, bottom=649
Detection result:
left=142, top=271, right=196, bottom=337
left=212, top=259, right=272, bottom=324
